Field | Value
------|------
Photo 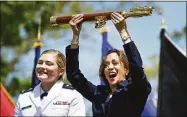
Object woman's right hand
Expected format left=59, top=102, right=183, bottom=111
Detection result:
left=111, top=12, right=128, bottom=36
left=69, top=14, right=84, bottom=37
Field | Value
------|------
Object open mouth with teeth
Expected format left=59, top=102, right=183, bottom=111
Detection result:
left=37, top=69, right=48, bottom=75
left=109, top=72, right=117, bottom=79
left=40, top=72, right=47, bottom=75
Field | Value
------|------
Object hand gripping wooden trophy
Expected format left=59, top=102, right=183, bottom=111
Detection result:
left=50, top=6, right=153, bottom=28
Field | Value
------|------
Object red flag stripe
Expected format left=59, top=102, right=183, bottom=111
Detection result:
left=0, top=83, right=15, bottom=116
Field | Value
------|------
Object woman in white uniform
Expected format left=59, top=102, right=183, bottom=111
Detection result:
left=14, top=49, right=86, bottom=116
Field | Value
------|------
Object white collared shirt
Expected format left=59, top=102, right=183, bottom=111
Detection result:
left=14, top=81, right=86, bottom=116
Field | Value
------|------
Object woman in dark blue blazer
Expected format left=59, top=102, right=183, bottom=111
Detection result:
left=66, top=12, right=151, bottom=117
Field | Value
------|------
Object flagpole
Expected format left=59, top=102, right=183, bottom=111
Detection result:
left=161, top=12, right=166, bottom=30
left=99, top=26, right=107, bottom=85
left=33, top=14, right=43, bottom=47
left=99, top=26, right=114, bottom=85
left=32, top=11, right=43, bottom=88
left=158, top=8, right=165, bottom=117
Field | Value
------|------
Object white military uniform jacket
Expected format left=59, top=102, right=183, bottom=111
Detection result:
left=14, top=81, right=86, bottom=116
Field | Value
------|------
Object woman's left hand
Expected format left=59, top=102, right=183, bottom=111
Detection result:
left=111, top=12, right=127, bottom=35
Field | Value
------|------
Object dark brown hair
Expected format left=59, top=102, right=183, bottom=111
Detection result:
left=99, top=49, right=129, bottom=88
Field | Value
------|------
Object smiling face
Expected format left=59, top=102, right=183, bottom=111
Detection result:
left=99, top=50, right=129, bottom=90
left=104, top=53, right=125, bottom=87
left=35, top=51, right=65, bottom=84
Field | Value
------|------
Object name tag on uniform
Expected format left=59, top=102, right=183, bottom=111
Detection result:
left=53, top=101, right=70, bottom=105
left=21, top=105, right=32, bottom=110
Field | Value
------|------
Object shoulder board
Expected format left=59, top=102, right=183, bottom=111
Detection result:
left=20, top=88, right=33, bottom=94
left=63, top=84, right=74, bottom=90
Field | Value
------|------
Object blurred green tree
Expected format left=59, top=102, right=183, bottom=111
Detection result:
left=0, top=1, right=92, bottom=97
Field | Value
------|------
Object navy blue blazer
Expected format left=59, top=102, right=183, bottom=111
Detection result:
left=66, top=41, right=151, bottom=117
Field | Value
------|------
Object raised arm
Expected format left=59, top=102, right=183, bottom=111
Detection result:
left=111, top=12, right=151, bottom=115
left=69, top=14, right=83, bottom=49
left=111, top=12, right=142, bottom=66
left=66, top=14, right=96, bottom=102
left=111, top=12, right=151, bottom=94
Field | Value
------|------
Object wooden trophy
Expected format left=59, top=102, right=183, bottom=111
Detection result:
left=50, top=6, right=154, bottom=28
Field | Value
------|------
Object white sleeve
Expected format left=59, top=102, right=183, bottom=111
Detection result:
left=68, top=92, right=86, bottom=116
left=14, top=95, right=22, bottom=117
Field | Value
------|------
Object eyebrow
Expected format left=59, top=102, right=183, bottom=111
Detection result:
left=105, top=59, right=119, bottom=62
left=38, top=60, right=54, bottom=63
left=46, top=61, right=54, bottom=63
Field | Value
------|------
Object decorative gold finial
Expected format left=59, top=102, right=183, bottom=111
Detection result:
left=157, top=6, right=165, bottom=28
left=99, top=25, right=108, bottom=34
left=33, top=12, right=43, bottom=47
left=161, top=16, right=165, bottom=27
